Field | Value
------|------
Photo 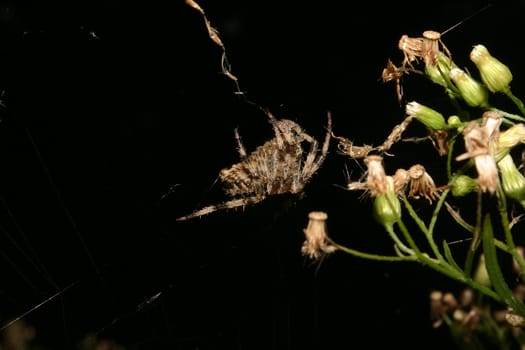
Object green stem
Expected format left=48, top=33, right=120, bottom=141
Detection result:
left=445, top=135, right=457, bottom=180
left=503, top=89, right=525, bottom=117
left=428, top=188, right=450, bottom=234
left=402, top=195, right=444, bottom=261
left=392, top=221, right=461, bottom=279
left=331, top=241, right=416, bottom=262
left=464, top=191, right=483, bottom=277
left=490, top=107, right=525, bottom=123
left=496, top=186, right=525, bottom=279
left=393, top=220, right=502, bottom=301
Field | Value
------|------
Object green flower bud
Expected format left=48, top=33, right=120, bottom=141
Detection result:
left=406, top=101, right=447, bottom=130
left=473, top=254, right=491, bottom=287
left=373, top=176, right=401, bottom=228
left=450, top=175, right=478, bottom=197
left=425, top=52, right=458, bottom=89
left=470, top=44, right=513, bottom=93
left=499, top=123, right=525, bottom=150
left=449, top=68, right=489, bottom=108
left=498, top=154, right=525, bottom=203
left=447, top=115, right=462, bottom=127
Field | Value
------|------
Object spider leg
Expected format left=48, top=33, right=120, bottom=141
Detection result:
left=302, top=112, right=332, bottom=178
left=176, top=196, right=264, bottom=221
left=266, top=110, right=285, bottom=149
left=301, top=138, right=319, bottom=179
left=234, top=128, right=247, bottom=159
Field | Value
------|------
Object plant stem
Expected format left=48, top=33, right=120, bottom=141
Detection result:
left=331, top=241, right=415, bottom=262
left=503, top=89, right=525, bottom=117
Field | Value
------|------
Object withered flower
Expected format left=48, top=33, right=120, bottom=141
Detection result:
left=393, top=168, right=410, bottom=195
left=407, top=164, right=439, bottom=203
left=364, top=155, right=388, bottom=196
left=456, top=121, right=499, bottom=194
left=301, top=211, right=336, bottom=260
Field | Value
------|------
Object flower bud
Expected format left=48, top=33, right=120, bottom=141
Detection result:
left=499, top=123, right=525, bottom=150
left=498, top=154, right=525, bottom=203
left=373, top=176, right=401, bottom=228
left=447, top=115, right=462, bottom=127
left=450, top=175, right=478, bottom=197
left=470, top=44, right=513, bottom=93
left=473, top=254, right=491, bottom=287
left=406, top=101, right=447, bottom=130
left=449, top=68, right=489, bottom=108
left=425, top=52, right=457, bottom=89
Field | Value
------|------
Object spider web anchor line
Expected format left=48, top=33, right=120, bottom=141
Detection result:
left=184, top=0, right=244, bottom=96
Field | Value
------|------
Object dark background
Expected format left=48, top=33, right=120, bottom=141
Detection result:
left=0, top=0, right=521, bottom=349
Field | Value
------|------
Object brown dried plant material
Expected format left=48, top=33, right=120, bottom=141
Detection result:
left=377, top=115, right=414, bottom=154
left=301, top=211, right=336, bottom=259
left=388, top=30, right=452, bottom=103
left=364, top=155, right=388, bottom=196
left=456, top=121, right=499, bottom=194
left=331, top=132, right=374, bottom=159
left=184, top=0, right=241, bottom=93
left=407, top=164, right=439, bottom=203
left=177, top=111, right=332, bottom=221
left=382, top=59, right=407, bottom=105
left=429, top=129, right=450, bottom=156
left=398, top=30, right=451, bottom=69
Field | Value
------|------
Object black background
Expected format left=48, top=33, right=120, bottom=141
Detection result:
left=0, top=0, right=521, bottom=349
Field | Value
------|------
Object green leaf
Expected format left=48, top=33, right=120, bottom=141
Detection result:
left=482, top=214, right=525, bottom=316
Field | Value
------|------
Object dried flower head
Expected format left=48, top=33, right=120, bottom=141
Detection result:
left=393, top=168, right=410, bottom=195
left=407, top=164, right=439, bottom=203
left=301, top=211, right=336, bottom=260
left=481, top=111, right=502, bottom=146
left=364, top=155, right=388, bottom=196
left=430, top=129, right=450, bottom=156
left=456, top=121, right=499, bottom=194
left=475, top=154, right=499, bottom=194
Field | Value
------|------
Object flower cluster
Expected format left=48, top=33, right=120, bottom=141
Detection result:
left=302, top=28, right=525, bottom=344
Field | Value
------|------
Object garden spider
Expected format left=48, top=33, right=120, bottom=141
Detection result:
left=176, top=110, right=332, bottom=221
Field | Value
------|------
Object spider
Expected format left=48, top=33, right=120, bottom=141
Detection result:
left=176, top=110, right=332, bottom=221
